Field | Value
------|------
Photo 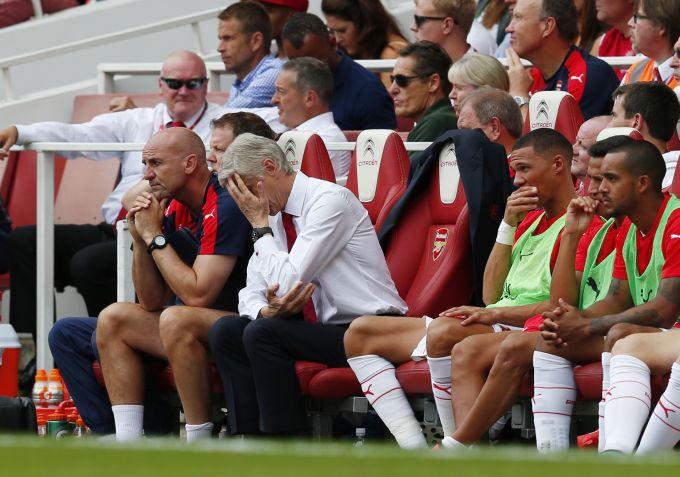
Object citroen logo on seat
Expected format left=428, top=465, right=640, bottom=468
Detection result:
left=363, top=139, right=376, bottom=161
left=536, top=100, right=550, bottom=121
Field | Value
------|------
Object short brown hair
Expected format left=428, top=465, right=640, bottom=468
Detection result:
left=218, top=3, right=273, bottom=54
left=431, top=0, right=475, bottom=36
left=211, top=112, right=277, bottom=140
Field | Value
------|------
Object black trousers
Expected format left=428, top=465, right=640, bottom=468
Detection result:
left=9, top=223, right=117, bottom=336
left=209, top=315, right=349, bottom=435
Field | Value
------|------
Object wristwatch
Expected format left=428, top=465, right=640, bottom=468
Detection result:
left=513, top=96, right=530, bottom=107
left=251, top=227, right=274, bottom=243
left=146, top=234, right=168, bottom=254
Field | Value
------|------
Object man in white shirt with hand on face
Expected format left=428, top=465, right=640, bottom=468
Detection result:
left=201, top=133, right=407, bottom=437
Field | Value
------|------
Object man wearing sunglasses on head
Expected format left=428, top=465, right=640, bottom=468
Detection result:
left=0, top=50, right=222, bottom=360
left=411, top=0, right=478, bottom=62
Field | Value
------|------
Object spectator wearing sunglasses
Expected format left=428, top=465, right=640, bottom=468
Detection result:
left=411, top=0, right=478, bottom=61
left=0, top=50, right=222, bottom=357
left=620, top=0, right=680, bottom=88
left=390, top=41, right=457, bottom=158
left=281, top=13, right=396, bottom=131
left=220, top=2, right=284, bottom=108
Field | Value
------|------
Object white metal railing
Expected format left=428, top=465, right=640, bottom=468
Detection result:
left=97, top=56, right=641, bottom=93
left=0, top=7, right=223, bottom=101
left=11, top=139, right=432, bottom=369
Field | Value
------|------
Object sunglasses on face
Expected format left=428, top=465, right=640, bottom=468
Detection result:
left=413, top=14, right=449, bottom=29
left=390, top=73, right=432, bottom=88
left=161, top=77, right=208, bottom=90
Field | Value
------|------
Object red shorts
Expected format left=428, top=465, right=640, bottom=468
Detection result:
left=522, top=314, right=544, bottom=333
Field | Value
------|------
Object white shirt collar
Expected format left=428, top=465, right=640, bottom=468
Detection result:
left=162, top=101, right=207, bottom=128
left=655, top=55, right=675, bottom=83
left=283, top=171, right=308, bottom=217
left=294, top=111, right=335, bottom=132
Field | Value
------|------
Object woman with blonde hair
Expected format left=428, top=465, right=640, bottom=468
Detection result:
left=448, top=53, right=509, bottom=114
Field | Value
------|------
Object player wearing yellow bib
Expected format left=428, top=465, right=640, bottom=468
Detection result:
left=343, top=128, right=575, bottom=448
left=533, top=137, right=680, bottom=453
left=441, top=135, right=623, bottom=448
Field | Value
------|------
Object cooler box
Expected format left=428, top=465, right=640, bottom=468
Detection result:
left=0, top=325, right=21, bottom=397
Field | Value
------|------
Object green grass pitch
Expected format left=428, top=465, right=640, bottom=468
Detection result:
left=1, top=436, right=680, bottom=477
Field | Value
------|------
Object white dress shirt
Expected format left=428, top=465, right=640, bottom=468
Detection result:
left=294, top=111, right=351, bottom=185
left=239, top=172, right=408, bottom=324
left=16, top=102, right=221, bottom=224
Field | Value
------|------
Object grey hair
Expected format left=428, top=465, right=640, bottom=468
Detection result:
left=218, top=133, right=293, bottom=185
left=460, top=87, right=523, bottom=139
left=282, top=57, right=334, bottom=105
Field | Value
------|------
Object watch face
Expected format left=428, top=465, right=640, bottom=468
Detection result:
left=154, top=235, right=167, bottom=247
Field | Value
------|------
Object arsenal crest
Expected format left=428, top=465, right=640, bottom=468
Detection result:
left=432, top=227, right=449, bottom=261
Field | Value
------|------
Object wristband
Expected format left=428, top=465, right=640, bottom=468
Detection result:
left=496, top=220, right=516, bottom=246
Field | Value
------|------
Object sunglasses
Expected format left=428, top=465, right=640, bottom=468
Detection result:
left=390, top=73, right=432, bottom=88
left=161, top=77, right=208, bottom=90
left=413, top=14, right=448, bottom=28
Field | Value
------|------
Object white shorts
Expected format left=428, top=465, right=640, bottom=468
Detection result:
left=409, top=316, right=522, bottom=361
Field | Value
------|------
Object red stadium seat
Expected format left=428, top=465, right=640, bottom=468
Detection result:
left=385, top=142, right=472, bottom=316
left=345, top=130, right=410, bottom=232
left=308, top=140, right=474, bottom=400
left=277, top=131, right=336, bottom=183
left=523, top=91, right=584, bottom=143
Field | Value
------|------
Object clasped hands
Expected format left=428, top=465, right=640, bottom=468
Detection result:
left=126, top=191, right=165, bottom=246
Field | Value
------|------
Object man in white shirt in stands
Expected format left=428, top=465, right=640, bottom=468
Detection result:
left=200, top=133, right=407, bottom=437
left=271, top=57, right=350, bottom=184
left=0, top=50, right=220, bottom=358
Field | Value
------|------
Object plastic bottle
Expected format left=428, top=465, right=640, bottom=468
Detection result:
left=37, top=418, right=46, bottom=437
left=46, top=413, right=69, bottom=438
left=31, top=370, right=48, bottom=408
left=74, top=418, right=87, bottom=438
left=45, top=369, right=64, bottom=408
left=354, top=427, right=366, bottom=447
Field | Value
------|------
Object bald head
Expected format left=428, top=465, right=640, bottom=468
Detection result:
left=572, top=115, right=612, bottom=179
left=146, top=128, right=207, bottom=162
left=142, top=128, right=209, bottom=201
left=161, top=50, right=207, bottom=78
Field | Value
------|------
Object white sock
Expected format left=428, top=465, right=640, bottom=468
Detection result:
left=112, top=404, right=144, bottom=442
left=348, top=355, right=426, bottom=449
left=603, top=355, right=651, bottom=454
left=186, top=422, right=214, bottom=442
left=441, top=435, right=467, bottom=449
left=598, top=352, right=612, bottom=452
left=637, top=362, right=680, bottom=454
left=427, top=355, right=455, bottom=436
left=532, top=351, right=576, bottom=453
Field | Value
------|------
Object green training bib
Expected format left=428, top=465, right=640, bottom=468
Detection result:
left=623, top=195, right=680, bottom=306
left=579, top=218, right=617, bottom=309
left=489, top=212, right=566, bottom=308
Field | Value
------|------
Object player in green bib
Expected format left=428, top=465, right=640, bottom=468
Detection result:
left=532, top=136, right=680, bottom=454
left=343, top=128, right=576, bottom=449
left=441, top=136, right=624, bottom=448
